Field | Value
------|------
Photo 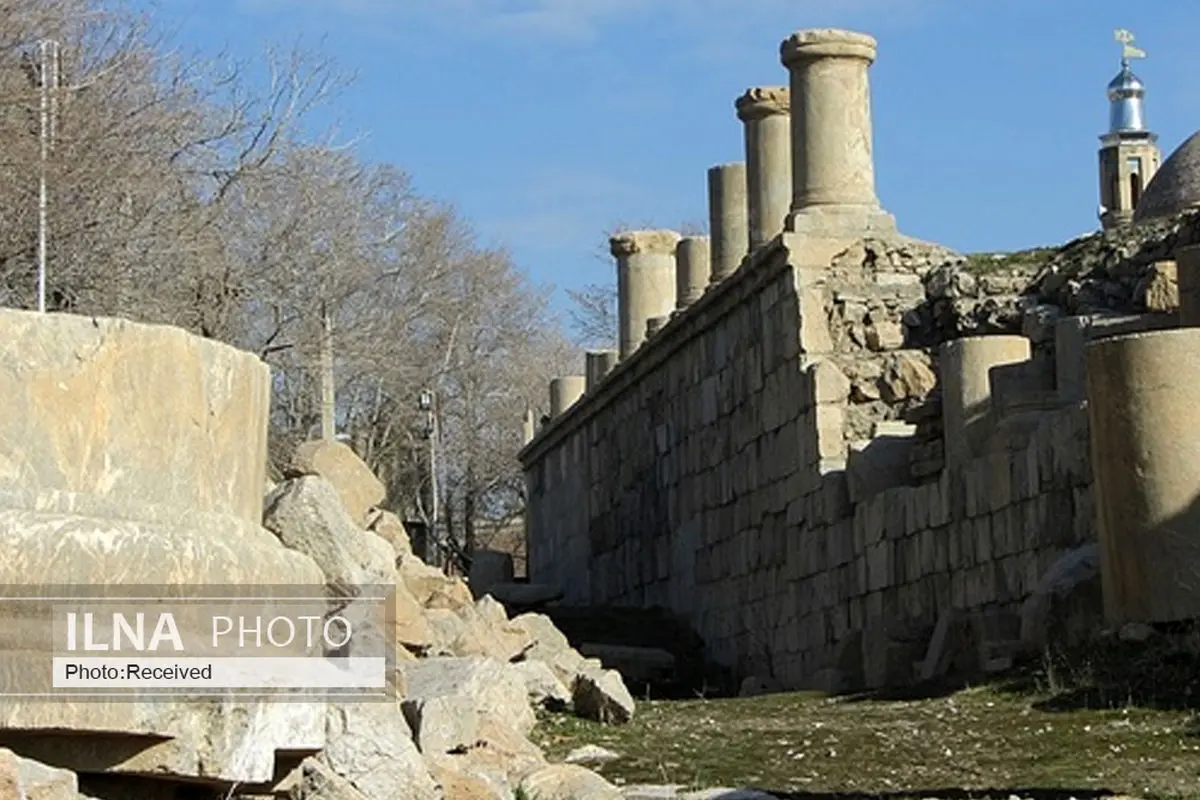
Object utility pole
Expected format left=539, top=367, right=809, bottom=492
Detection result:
left=319, top=302, right=335, bottom=440
left=418, top=389, right=439, bottom=565
left=36, top=39, right=60, bottom=314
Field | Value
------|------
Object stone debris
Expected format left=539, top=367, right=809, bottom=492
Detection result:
left=564, top=744, right=622, bottom=765
left=1019, top=544, right=1102, bottom=653
left=289, top=467, right=651, bottom=797
left=285, top=438, right=387, bottom=527
left=573, top=665, right=638, bottom=725
left=263, top=475, right=392, bottom=595
left=320, top=702, right=441, bottom=800
left=518, top=763, right=625, bottom=800
left=0, top=748, right=78, bottom=800
left=0, top=413, right=643, bottom=798
left=509, top=658, right=572, bottom=710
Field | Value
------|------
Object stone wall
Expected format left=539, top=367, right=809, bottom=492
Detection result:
left=520, top=22, right=1200, bottom=692
left=521, top=226, right=1108, bottom=690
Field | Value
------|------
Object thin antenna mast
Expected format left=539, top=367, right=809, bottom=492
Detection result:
left=36, top=39, right=60, bottom=314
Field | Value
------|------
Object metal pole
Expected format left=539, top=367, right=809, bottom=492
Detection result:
left=36, top=40, right=58, bottom=314
left=319, top=302, right=336, bottom=440
left=428, top=395, right=439, bottom=565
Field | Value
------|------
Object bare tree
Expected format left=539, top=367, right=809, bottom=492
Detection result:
left=565, top=217, right=701, bottom=350
left=0, top=1, right=586, bottom=568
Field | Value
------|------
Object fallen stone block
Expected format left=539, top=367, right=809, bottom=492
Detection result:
left=366, top=509, right=413, bottom=559
left=402, top=693, right=480, bottom=755
left=564, top=744, right=621, bottom=765
left=573, top=666, right=636, bottom=725
left=263, top=476, right=387, bottom=594
left=403, top=657, right=537, bottom=736
left=623, top=785, right=686, bottom=799
left=321, top=702, right=439, bottom=800
left=918, top=608, right=972, bottom=681
left=518, top=764, right=623, bottom=800
left=0, top=748, right=77, bottom=800
left=424, top=754, right=510, bottom=800
left=508, top=659, right=571, bottom=710
left=0, top=309, right=271, bottom=526
left=422, top=602, right=533, bottom=664
left=389, top=580, right=435, bottom=652
left=401, top=555, right=474, bottom=612
left=0, top=700, right=326, bottom=788
left=510, top=613, right=586, bottom=687
left=1019, top=543, right=1102, bottom=652
left=455, top=598, right=535, bottom=662
left=285, top=439, right=385, bottom=527
left=281, top=756, right=369, bottom=800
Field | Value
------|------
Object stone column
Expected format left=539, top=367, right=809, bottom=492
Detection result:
left=0, top=309, right=326, bottom=785
left=522, top=408, right=536, bottom=444
left=939, top=335, right=1031, bottom=468
left=1176, top=244, right=1200, bottom=326
left=779, top=28, right=896, bottom=237
left=1086, top=328, right=1200, bottom=623
left=612, top=230, right=681, bottom=359
left=707, top=163, right=749, bottom=284
left=675, top=236, right=710, bottom=310
left=549, top=375, right=586, bottom=418
left=736, top=86, right=793, bottom=251
left=585, top=350, right=618, bottom=392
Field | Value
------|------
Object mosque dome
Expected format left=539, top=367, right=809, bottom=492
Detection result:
left=1132, top=129, right=1200, bottom=223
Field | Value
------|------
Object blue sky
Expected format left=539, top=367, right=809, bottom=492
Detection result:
left=139, top=0, right=1200, bottom=317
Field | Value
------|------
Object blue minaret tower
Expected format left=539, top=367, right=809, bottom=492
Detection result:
left=1099, top=30, right=1161, bottom=229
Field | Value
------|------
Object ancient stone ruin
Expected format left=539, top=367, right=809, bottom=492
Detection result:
left=0, top=308, right=647, bottom=798
left=520, top=27, right=1200, bottom=693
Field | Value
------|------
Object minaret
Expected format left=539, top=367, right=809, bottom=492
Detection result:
left=1098, top=29, right=1161, bottom=229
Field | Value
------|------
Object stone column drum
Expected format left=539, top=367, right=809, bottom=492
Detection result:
left=779, top=28, right=896, bottom=237
left=939, top=335, right=1031, bottom=468
left=1175, top=244, right=1200, bottom=326
left=706, top=164, right=749, bottom=284
left=585, top=350, right=618, bottom=392
left=522, top=408, right=536, bottom=444
left=0, top=309, right=326, bottom=786
left=549, top=375, right=586, bottom=417
left=1086, top=328, right=1200, bottom=623
left=736, top=86, right=793, bottom=251
left=612, top=230, right=681, bottom=359
left=675, top=236, right=711, bottom=310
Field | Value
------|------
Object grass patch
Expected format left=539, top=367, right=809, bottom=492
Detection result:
left=532, top=637, right=1200, bottom=799
left=961, top=247, right=1059, bottom=276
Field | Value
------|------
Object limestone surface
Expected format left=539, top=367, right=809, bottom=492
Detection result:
left=285, top=439, right=386, bottom=527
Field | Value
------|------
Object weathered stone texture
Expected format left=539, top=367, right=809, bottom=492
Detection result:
left=522, top=231, right=1102, bottom=691
left=0, top=308, right=271, bottom=525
